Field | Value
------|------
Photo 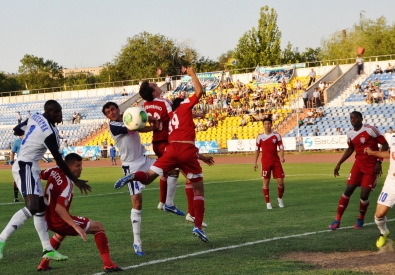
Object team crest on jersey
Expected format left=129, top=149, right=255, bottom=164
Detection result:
left=272, top=138, right=277, bottom=143
left=360, top=136, right=366, bottom=144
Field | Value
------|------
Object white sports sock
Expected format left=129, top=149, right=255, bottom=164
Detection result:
left=375, top=215, right=388, bottom=235
left=131, top=209, right=141, bottom=245
left=34, top=212, right=53, bottom=251
left=165, top=176, right=178, bottom=206
left=0, top=207, right=32, bottom=243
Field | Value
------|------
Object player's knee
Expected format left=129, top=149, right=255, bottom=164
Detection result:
left=189, top=177, right=202, bottom=183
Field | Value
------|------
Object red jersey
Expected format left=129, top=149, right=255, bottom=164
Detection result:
left=144, top=98, right=173, bottom=142
left=347, top=124, right=387, bottom=163
left=168, top=94, right=198, bottom=142
left=255, top=131, right=283, bottom=162
left=41, top=167, right=74, bottom=229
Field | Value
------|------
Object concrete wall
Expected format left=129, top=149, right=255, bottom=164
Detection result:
left=324, top=63, right=357, bottom=104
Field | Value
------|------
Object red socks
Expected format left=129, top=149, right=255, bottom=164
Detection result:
left=50, top=234, right=62, bottom=250
left=185, top=182, right=194, bottom=216
left=263, top=188, right=270, bottom=203
left=159, top=176, right=167, bottom=204
left=94, top=230, right=112, bottom=267
left=336, top=194, right=350, bottom=221
left=193, top=195, right=205, bottom=229
left=278, top=186, right=284, bottom=199
left=358, top=200, right=370, bottom=220
left=133, top=171, right=149, bottom=183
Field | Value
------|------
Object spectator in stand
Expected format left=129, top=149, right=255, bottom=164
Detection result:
left=316, top=107, right=323, bottom=118
left=374, top=78, right=381, bottom=87
left=16, top=111, right=22, bottom=124
left=374, top=65, right=383, bottom=74
left=312, top=88, right=321, bottom=107
left=240, top=115, right=247, bottom=127
left=165, top=75, right=172, bottom=91
left=72, top=112, right=77, bottom=124
left=377, top=89, right=385, bottom=103
left=306, top=116, right=315, bottom=125
left=202, top=84, right=207, bottom=98
left=308, top=69, right=316, bottom=86
left=272, top=112, right=279, bottom=122
left=314, top=129, right=320, bottom=136
left=298, top=118, right=304, bottom=128
left=318, top=81, right=325, bottom=91
left=384, top=63, right=393, bottom=73
left=356, top=55, right=364, bottom=75
left=231, top=134, right=238, bottom=140
left=224, top=69, right=231, bottom=83
left=389, top=88, right=395, bottom=103
left=75, top=113, right=82, bottom=124
left=336, top=127, right=343, bottom=135
left=296, top=79, right=302, bottom=90
left=302, top=88, right=309, bottom=108
left=25, top=110, right=31, bottom=121
left=388, top=127, right=394, bottom=134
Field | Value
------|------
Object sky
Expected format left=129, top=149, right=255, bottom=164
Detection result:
left=1, top=0, right=394, bottom=74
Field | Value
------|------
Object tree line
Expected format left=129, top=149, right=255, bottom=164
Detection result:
left=1, top=6, right=395, bottom=93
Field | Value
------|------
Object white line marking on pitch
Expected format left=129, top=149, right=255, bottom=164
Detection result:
left=93, top=218, right=395, bottom=275
left=0, top=174, right=335, bottom=206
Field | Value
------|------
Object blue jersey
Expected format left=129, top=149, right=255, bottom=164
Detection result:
left=11, top=137, right=22, bottom=155
left=110, top=146, right=116, bottom=158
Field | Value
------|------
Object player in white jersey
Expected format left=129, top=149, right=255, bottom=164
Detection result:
left=102, top=101, right=157, bottom=256
left=365, top=134, right=395, bottom=248
left=0, top=100, right=91, bottom=267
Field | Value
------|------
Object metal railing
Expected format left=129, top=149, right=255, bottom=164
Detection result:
left=3, top=53, right=395, bottom=97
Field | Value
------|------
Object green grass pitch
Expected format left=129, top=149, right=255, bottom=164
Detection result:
left=0, top=161, right=390, bottom=274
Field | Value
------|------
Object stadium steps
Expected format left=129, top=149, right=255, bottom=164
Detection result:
left=77, top=124, right=107, bottom=146
left=326, top=74, right=366, bottom=107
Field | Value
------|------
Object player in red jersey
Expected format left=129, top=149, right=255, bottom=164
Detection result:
left=115, top=67, right=209, bottom=242
left=140, top=81, right=212, bottom=226
left=141, top=84, right=183, bottom=213
left=253, top=117, right=285, bottom=210
left=37, top=153, right=122, bottom=272
left=329, top=111, right=389, bottom=230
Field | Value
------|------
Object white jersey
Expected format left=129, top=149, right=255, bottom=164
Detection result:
left=14, top=113, right=62, bottom=163
left=108, top=121, right=146, bottom=166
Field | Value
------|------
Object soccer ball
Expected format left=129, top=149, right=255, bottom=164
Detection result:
left=122, top=107, right=148, bottom=131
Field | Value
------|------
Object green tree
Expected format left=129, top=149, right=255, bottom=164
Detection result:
left=321, top=16, right=395, bottom=62
left=17, top=54, right=64, bottom=90
left=0, top=72, right=22, bottom=93
left=113, top=32, right=198, bottom=80
left=194, top=56, right=220, bottom=73
left=233, top=5, right=282, bottom=68
left=218, top=50, right=234, bottom=70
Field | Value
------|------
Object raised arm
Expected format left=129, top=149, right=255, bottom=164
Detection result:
left=187, top=67, right=203, bottom=99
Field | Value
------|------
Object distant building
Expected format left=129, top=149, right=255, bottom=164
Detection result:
left=63, top=66, right=102, bottom=77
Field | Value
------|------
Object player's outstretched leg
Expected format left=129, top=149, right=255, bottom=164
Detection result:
left=114, top=173, right=135, bottom=190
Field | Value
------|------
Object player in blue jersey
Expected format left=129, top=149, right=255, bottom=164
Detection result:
left=0, top=100, right=91, bottom=268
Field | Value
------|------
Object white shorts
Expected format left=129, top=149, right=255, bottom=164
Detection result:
left=122, top=157, right=156, bottom=196
left=12, top=161, right=43, bottom=197
left=377, top=175, right=395, bottom=208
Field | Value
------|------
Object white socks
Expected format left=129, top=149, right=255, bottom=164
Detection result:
left=375, top=215, right=388, bottom=235
left=165, top=176, right=178, bottom=206
left=0, top=207, right=31, bottom=243
left=34, top=212, right=53, bottom=251
left=131, top=209, right=141, bottom=245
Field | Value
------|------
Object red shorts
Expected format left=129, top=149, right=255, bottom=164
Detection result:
left=47, top=215, right=90, bottom=236
left=151, top=143, right=202, bottom=179
left=261, top=161, right=285, bottom=179
left=153, top=141, right=168, bottom=158
left=347, top=160, right=377, bottom=190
